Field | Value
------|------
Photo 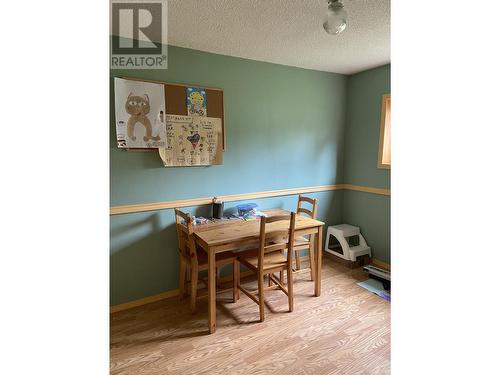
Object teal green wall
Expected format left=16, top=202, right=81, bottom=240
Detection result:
left=342, top=65, right=391, bottom=263
left=110, top=44, right=347, bottom=305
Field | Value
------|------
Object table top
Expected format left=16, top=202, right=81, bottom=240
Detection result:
left=193, top=209, right=324, bottom=247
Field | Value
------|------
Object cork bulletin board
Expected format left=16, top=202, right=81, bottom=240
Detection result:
left=118, top=76, right=225, bottom=151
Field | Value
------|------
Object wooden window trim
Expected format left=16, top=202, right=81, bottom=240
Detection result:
left=377, top=94, right=391, bottom=169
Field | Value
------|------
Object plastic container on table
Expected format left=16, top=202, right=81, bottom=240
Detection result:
left=236, top=203, right=258, bottom=217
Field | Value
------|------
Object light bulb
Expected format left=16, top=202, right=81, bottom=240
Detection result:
left=323, top=0, right=347, bottom=35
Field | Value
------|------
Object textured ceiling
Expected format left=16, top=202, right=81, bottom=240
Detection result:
left=166, top=0, right=390, bottom=74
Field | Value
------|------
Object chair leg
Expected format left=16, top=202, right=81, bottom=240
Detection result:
left=236, top=261, right=241, bottom=300
left=233, top=260, right=240, bottom=302
left=308, top=246, right=316, bottom=281
left=287, top=266, right=294, bottom=312
left=268, top=273, right=272, bottom=287
left=279, top=271, right=284, bottom=283
left=258, top=273, right=265, bottom=322
left=190, top=266, right=198, bottom=313
left=295, top=248, right=301, bottom=270
left=179, top=258, right=187, bottom=300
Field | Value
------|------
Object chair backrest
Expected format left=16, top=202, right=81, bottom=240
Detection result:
left=257, top=213, right=296, bottom=271
left=296, top=194, right=318, bottom=219
left=174, top=208, right=198, bottom=265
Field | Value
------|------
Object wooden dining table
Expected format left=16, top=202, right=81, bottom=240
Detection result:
left=192, top=208, right=325, bottom=334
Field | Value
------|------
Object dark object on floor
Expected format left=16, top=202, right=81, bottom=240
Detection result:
left=363, top=265, right=391, bottom=291
left=357, top=279, right=391, bottom=301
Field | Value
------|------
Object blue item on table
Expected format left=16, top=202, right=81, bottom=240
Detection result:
left=236, top=203, right=258, bottom=217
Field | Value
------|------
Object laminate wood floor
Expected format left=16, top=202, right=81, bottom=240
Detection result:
left=110, top=257, right=390, bottom=374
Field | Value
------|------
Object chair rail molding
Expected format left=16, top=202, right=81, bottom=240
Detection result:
left=110, top=184, right=390, bottom=215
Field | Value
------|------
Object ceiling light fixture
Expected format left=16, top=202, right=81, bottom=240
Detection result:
left=323, top=0, right=347, bottom=35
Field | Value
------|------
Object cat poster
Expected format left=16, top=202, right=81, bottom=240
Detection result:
left=114, top=78, right=166, bottom=148
left=186, top=87, right=207, bottom=117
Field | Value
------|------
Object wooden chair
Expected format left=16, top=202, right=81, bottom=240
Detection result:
left=293, top=194, right=318, bottom=281
left=175, top=209, right=238, bottom=313
left=235, top=213, right=296, bottom=322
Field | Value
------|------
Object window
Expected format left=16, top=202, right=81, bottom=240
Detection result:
left=378, top=94, right=391, bottom=169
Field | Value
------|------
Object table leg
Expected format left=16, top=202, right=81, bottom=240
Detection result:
left=315, top=225, right=323, bottom=297
left=208, top=248, right=216, bottom=333
left=309, top=233, right=316, bottom=282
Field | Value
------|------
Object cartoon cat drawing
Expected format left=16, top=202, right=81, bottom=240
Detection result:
left=125, top=93, right=160, bottom=142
